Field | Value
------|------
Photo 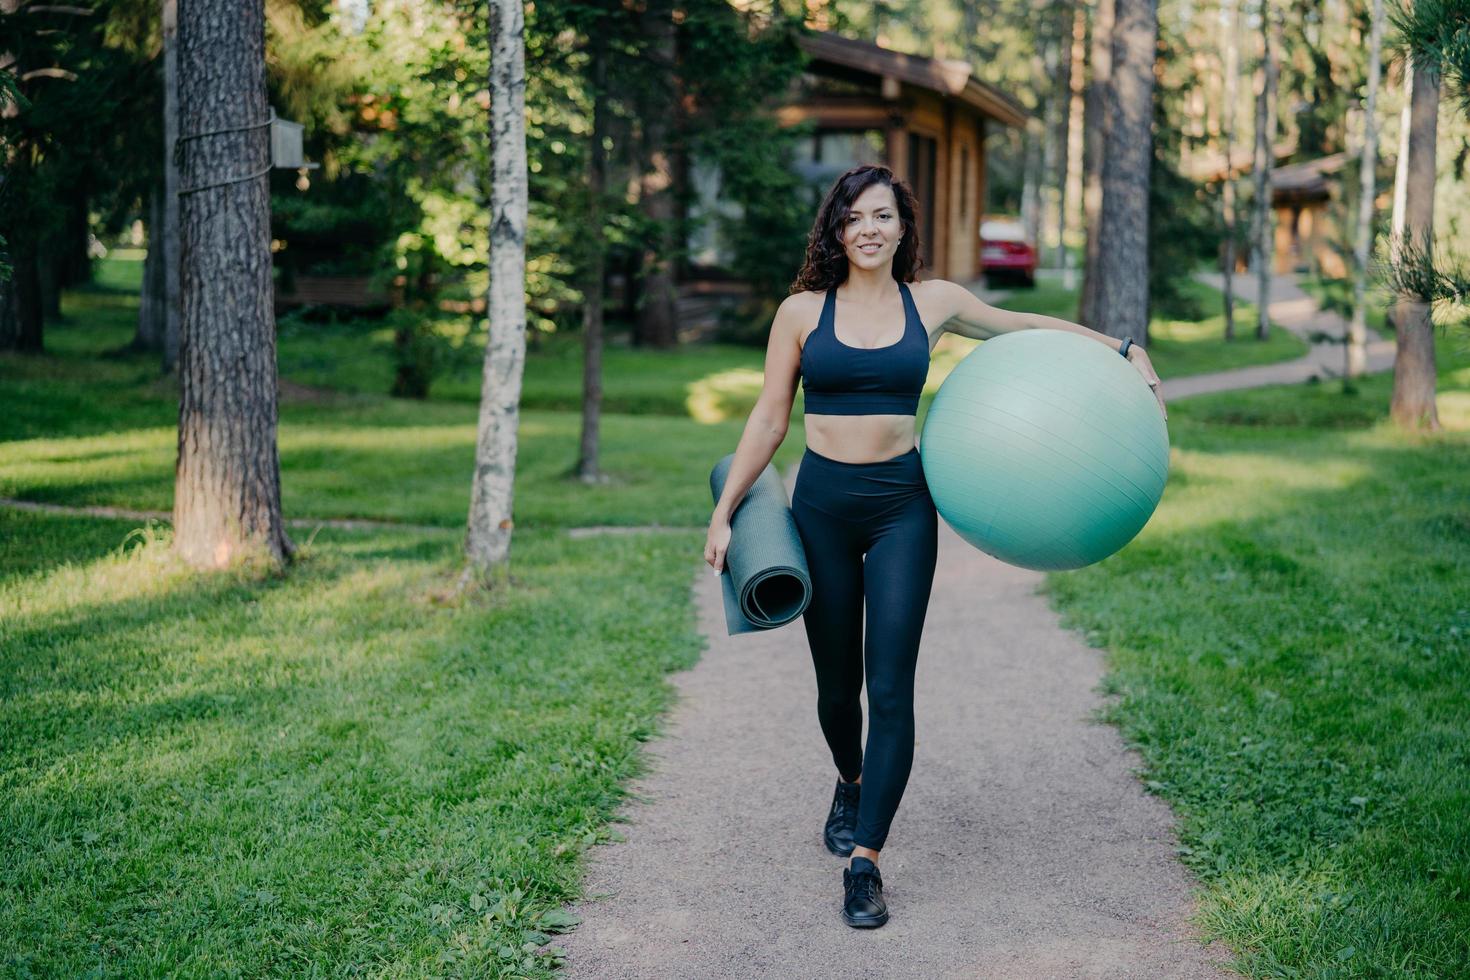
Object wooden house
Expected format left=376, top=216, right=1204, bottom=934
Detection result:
left=683, top=30, right=1029, bottom=300
left=1185, top=145, right=1394, bottom=279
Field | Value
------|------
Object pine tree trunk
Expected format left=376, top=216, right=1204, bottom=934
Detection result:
left=4, top=133, right=44, bottom=352
left=1078, top=0, right=1115, bottom=327
left=172, top=0, right=292, bottom=569
left=162, top=0, right=183, bottom=374
left=1346, top=0, right=1384, bottom=379
left=1249, top=1, right=1279, bottom=341
left=1021, top=123, right=1042, bottom=261
left=465, top=0, right=530, bottom=582
left=0, top=272, right=16, bottom=350
left=134, top=185, right=166, bottom=352
left=38, top=230, right=62, bottom=321
left=10, top=230, right=43, bottom=353
left=1388, top=53, right=1440, bottom=431
left=1, top=0, right=37, bottom=351
left=577, top=30, right=608, bottom=483
left=1042, top=5, right=1073, bottom=273
left=1093, top=0, right=1156, bottom=344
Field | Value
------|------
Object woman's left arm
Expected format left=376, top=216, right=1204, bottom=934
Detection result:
left=931, top=279, right=1167, bottom=421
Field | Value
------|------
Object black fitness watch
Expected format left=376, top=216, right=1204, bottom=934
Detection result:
left=1118, top=336, right=1133, bottom=359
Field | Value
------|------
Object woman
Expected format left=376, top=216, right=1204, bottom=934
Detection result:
left=703, top=165, right=1165, bottom=930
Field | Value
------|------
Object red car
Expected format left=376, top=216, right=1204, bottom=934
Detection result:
left=979, top=218, right=1037, bottom=288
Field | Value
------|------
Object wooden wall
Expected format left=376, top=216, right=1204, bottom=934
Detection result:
left=894, top=89, right=986, bottom=283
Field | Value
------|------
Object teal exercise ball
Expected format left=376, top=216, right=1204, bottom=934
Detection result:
left=919, top=329, right=1169, bottom=571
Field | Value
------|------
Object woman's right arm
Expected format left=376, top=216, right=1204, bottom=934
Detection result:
left=705, top=295, right=805, bottom=574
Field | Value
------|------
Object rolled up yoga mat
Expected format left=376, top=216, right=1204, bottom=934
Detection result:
left=708, top=452, right=812, bottom=635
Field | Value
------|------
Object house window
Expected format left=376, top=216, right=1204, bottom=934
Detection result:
left=685, top=154, right=746, bottom=271
left=791, top=128, right=887, bottom=194
left=685, top=129, right=887, bottom=271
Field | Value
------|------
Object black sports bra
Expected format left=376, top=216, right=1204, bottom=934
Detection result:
left=799, top=281, right=930, bottom=416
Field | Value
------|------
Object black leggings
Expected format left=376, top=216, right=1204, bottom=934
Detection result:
left=790, top=443, right=938, bottom=852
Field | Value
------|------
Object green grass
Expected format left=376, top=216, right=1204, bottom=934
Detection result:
left=5, top=255, right=1469, bottom=976
left=277, top=309, right=788, bottom=420
left=1042, top=330, right=1470, bottom=977
left=2, top=259, right=728, bottom=976
left=0, top=260, right=799, bottom=528
left=1, top=510, right=704, bottom=977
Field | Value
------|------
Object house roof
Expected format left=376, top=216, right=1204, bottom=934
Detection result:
left=1270, top=151, right=1349, bottom=196
left=797, top=31, right=1030, bottom=129
left=1180, top=139, right=1299, bottom=181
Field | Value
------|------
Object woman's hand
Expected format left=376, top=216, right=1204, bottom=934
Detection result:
left=1127, top=347, right=1167, bottom=421
left=705, top=516, right=732, bottom=574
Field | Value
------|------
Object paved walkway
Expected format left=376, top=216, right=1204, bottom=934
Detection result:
left=555, top=270, right=1386, bottom=977
left=1170, top=272, right=1396, bottom=399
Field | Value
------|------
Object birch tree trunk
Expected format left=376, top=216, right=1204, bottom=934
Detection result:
left=1078, top=0, right=1115, bottom=327
left=1387, top=64, right=1413, bottom=334
left=577, top=29, right=608, bottom=483
left=465, top=0, right=529, bottom=583
left=1220, top=0, right=1239, bottom=341
left=1062, top=0, right=1087, bottom=289
left=1347, top=0, right=1384, bottom=379
left=1388, top=52, right=1440, bottom=431
left=173, top=0, right=293, bottom=569
left=1249, top=0, right=1279, bottom=341
left=1390, top=68, right=1412, bottom=243
left=1093, top=0, right=1156, bottom=343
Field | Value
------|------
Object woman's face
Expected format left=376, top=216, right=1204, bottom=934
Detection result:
left=840, top=183, right=903, bottom=268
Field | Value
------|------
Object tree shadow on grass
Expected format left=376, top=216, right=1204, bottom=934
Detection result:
left=0, top=510, right=148, bottom=585
left=0, top=522, right=705, bottom=976
left=2, top=535, right=461, bottom=771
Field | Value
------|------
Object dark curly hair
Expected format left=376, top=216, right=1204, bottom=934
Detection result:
left=789, top=164, right=926, bottom=294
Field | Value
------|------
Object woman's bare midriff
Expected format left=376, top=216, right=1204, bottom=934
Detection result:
left=803, top=415, right=916, bottom=464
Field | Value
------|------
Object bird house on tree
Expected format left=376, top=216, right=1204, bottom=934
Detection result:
left=269, top=115, right=317, bottom=171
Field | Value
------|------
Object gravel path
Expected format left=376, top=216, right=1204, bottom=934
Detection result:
left=556, top=458, right=1237, bottom=979
left=14, top=270, right=1370, bottom=976
left=556, top=269, right=1375, bottom=976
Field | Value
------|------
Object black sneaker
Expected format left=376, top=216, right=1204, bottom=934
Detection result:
left=823, top=778, right=860, bottom=857
left=841, top=856, right=888, bottom=928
